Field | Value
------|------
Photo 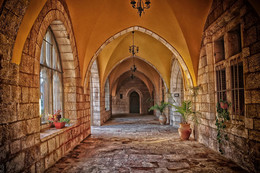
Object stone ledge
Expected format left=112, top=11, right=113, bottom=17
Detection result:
left=40, top=124, right=75, bottom=142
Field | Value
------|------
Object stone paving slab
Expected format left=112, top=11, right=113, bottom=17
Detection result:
left=46, top=114, right=247, bottom=173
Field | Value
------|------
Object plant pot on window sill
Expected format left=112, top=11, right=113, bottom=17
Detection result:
left=54, top=122, right=66, bottom=129
left=49, top=122, right=55, bottom=128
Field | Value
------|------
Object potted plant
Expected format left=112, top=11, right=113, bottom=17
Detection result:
left=53, top=110, right=62, bottom=121
left=171, top=100, right=199, bottom=140
left=48, top=113, right=56, bottom=128
left=216, top=100, right=230, bottom=154
left=149, top=101, right=169, bottom=125
left=54, top=118, right=70, bottom=129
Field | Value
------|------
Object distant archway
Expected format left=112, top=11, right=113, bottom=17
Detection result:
left=129, top=91, right=140, bottom=113
left=84, top=26, right=194, bottom=91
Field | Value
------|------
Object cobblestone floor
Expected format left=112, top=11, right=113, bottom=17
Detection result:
left=46, top=114, right=247, bottom=173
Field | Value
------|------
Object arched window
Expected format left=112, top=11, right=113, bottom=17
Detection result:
left=105, top=79, right=110, bottom=111
left=40, top=28, right=63, bottom=124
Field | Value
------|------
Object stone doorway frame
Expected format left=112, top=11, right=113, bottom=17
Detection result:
left=126, top=88, right=143, bottom=114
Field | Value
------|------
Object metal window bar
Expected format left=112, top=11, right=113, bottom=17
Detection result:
left=231, top=59, right=244, bottom=116
left=216, top=67, right=226, bottom=102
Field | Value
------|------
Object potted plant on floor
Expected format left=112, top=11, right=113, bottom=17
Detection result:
left=54, top=118, right=70, bottom=129
left=171, top=100, right=199, bottom=140
left=149, top=101, right=169, bottom=125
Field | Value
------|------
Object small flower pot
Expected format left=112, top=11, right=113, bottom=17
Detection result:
left=54, top=122, right=65, bottom=129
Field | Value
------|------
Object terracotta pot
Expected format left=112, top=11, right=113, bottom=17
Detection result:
left=159, top=114, right=167, bottom=125
left=49, top=122, right=55, bottom=128
left=54, top=122, right=65, bottom=129
left=178, top=123, right=192, bottom=140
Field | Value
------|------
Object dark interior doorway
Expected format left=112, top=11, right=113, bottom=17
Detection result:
left=130, top=91, right=140, bottom=113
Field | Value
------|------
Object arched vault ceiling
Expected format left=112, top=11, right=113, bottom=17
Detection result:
left=11, top=0, right=216, bottom=87
left=10, top=0, right=260, bottom=86
left=70, top=0, right=213, bottom=86
left=98, top=31, right=171, bottom=88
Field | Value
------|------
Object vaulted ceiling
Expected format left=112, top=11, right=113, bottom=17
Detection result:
left=11, top=0, right=260, bottom=87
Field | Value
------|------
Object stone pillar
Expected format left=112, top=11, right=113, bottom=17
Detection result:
left=90, top=60, right=101, bottom=126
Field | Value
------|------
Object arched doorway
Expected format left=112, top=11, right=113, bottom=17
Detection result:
left=129, top=91, right=140, bottom=113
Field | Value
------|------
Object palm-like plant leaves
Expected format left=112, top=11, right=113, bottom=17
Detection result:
left=171, top=100, right=198, bottom=124
left=149, top=101, right=169, bottom=114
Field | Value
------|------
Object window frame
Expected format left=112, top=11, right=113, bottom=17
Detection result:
left=213, top=24, right=245, bottom=122
left=215, top=66, right=227, bottom=102
left=40, top=27, right=64, bottom=125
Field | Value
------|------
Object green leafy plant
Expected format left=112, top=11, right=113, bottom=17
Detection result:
left=171, top=100, right=199, bottom=124
left=148, top=101, right=169, bottom=114
left=216, top=100, right=230, bottom=154
left=59, top=118, right=70, bottom=124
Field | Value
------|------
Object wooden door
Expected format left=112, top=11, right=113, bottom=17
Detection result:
left=130, top=91, right=140, bottom=113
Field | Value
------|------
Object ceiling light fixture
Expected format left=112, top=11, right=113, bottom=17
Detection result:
left=130, top=73, right=135, bottom=80
left=130, top=0, right=151, bottom=17
left=129, top=31, right=138, bottom=73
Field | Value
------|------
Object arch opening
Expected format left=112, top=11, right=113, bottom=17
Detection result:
left=129, top=91, right=140, bottom=114
left=84, top=26, right=194, bottom=93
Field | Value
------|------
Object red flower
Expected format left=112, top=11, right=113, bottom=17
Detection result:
left=220, top=102, right=228, bottom=109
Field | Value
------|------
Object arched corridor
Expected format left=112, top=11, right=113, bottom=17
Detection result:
left=0, top=0, right=259, bottom=172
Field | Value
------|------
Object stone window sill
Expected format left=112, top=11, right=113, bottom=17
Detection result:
left=40, top=124, right=75, bottom=142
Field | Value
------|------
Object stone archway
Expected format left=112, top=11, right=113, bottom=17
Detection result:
left=126, top=88, right=143, bottom=114
left=4, top=0, right=88, bottom=171
left=85, top=26, right=194, bottom=90
left=19, top=7, right=80, bottom=125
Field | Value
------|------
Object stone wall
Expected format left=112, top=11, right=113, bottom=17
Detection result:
left=196, top=0, right=260, bottom=172
left=0, top=0, right=91, bottom=172
left=112, top=77, right=152, bottom=115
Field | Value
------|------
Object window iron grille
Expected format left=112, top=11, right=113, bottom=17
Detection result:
left=231, top=59, right=244, bottom=116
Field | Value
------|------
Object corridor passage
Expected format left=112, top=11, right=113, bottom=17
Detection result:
left=46, top=114, right=246, bottom=173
